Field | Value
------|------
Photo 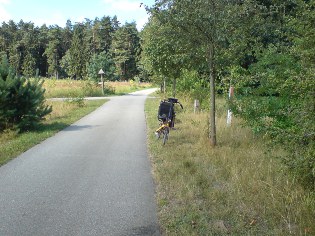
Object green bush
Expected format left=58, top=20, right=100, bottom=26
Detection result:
left=230, top=48, right=315, bottom=189
left=176, top=69, right=209, bottom=109
left=0, top=56, right=52, bottom=132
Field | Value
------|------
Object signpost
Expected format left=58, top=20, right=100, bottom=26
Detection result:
left=98, top=69, right=105, bottom=95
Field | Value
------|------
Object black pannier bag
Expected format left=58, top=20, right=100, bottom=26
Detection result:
left=158, top=101, right=174, bottom=121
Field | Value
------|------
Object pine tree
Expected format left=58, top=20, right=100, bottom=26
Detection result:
left=66, top=23, right=89, bottom=79
left=0, top=55, right=52, bottom=131
left=110, top=22, right=140, bottom=81
left=44, top=26, right=63, bottom=78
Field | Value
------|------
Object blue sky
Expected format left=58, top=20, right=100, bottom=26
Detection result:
left=0, top=0, right=155, bottom=30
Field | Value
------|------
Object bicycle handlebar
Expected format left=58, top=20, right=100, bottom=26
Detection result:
left=167, top=98, right=183, bottom=109
left=163, top=97, right=184, bottom=109
left=178, top=102, right=183, bottom=109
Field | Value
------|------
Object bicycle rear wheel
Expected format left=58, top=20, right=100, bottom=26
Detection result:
left=162, top=127, right=169, bottom=145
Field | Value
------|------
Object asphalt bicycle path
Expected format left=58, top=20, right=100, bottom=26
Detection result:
left=0, top=88, right=160, bottom=236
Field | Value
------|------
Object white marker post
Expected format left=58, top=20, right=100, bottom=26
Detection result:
left=98, top=69, right=105, bottom=95
left=227, top=86, right=234, bottom=126
left=194, top=99, right=200, bottom=114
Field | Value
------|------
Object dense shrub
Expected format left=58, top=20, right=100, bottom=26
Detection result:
left=230, top=48, right=315, bottom=189
left=0, top=56, right=52, bottom=132
left=176, top=69, right=210, bottom=109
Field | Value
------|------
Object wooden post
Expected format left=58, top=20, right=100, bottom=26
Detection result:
left=98, top=69, right=105, bottom=95
left=164, top=78, right=166, bottom=94
left=101, top=74, right=104, bottom=94
left=172, top=78, right=176, bottom=98
left=194, top=99, right=200, bottom=113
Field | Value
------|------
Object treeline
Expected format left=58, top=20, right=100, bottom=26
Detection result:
left=0, top=16, right=143, bottom=81
left=0, top=16, right=144, bottom=131
left=141, top=0, right=315, bottom=188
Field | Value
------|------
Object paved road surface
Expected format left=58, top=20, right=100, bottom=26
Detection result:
left=0, top=89, right=160, bottom=236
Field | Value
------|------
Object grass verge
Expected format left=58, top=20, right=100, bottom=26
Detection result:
left=145, top=94, right=315, bottom=235
left=0, top=99, right=107, bottom=166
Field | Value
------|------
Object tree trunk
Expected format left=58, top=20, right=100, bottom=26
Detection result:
left=160, top=78, right=166, bottom=93
left=164, top=78, right=166, bottom=94
left=172, top=78, right=176, bottom=98
left=209, top=43, right=216, bottom=146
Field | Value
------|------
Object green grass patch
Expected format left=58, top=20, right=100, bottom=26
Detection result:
left=0, top=99, right=107, bottom=166
left=145, top=94, right=315, bottom=235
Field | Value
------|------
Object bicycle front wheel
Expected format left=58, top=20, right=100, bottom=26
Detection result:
left=163, top=127, right=169, bottom=145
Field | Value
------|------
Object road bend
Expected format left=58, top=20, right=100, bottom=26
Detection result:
left=0, top=88, right=160, bottom=236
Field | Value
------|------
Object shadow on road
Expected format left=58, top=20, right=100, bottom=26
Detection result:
left=63, top=124, right=100, bottom=132
left=36, top=123, right=99, bottom=134
left=123, top=94, right=145, bottom=97
left=37, top=122, right=68, bottom=132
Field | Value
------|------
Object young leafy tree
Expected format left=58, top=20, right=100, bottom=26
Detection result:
left=149, top=0, right=234, bottom=146
left=141, top=16, right=190, bottom=95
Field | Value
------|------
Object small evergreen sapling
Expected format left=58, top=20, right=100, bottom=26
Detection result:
left=0, top=55, right=52, bottom=132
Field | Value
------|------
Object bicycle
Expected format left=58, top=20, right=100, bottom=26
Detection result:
left=155, top=98, right=183, bottom=145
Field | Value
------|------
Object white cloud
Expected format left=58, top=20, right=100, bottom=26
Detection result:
left=0, top=0, right=11, bottom=22
left=103, top=0, right=140, bottom=11
left=31, top=11, right=66, bottom=27
left=0, top=0, right=10, bottom=4
left=101, top=0, right=149, bottom=30
left=26, top=11, right=86, bottom=28
left=0, top=7, right=11, bottom=22
left=137, top=17, right=148, bottom=30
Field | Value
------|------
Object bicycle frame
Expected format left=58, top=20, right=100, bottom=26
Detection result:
left=155, top=119, right=170, bottom=145
left=155, top=98, right=183, bottom=145
left=155, top=121, right=169, bottom=133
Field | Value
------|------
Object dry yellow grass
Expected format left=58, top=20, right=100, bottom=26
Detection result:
left=146, top=94, right=315, bottom=235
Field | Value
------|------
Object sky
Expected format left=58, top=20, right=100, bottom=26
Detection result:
left=0, top=0, right=155, bottom=31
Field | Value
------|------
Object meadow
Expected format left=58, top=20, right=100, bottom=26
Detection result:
left=43, top=79, right=152, bottom=98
